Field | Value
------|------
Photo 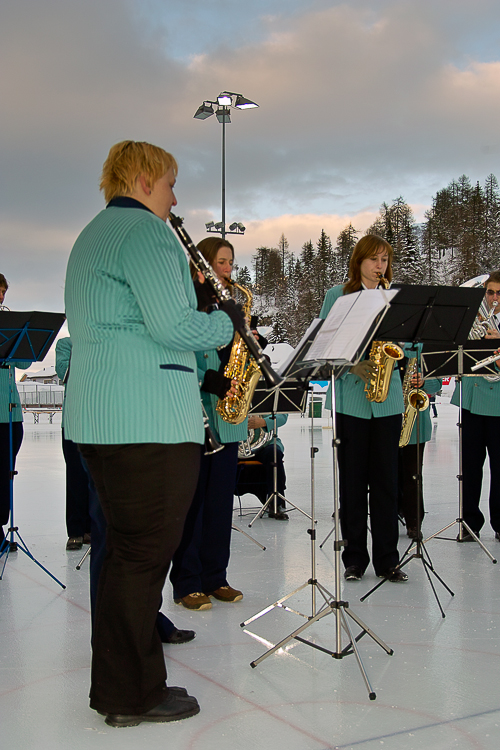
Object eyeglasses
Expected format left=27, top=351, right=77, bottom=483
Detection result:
left=486, top=289, right=500, bottom=296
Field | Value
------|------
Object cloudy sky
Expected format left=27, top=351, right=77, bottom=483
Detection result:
left=2, top=0, right=500, bottom=358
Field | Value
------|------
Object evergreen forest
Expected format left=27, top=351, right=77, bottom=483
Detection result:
left=233, top=174, right=500, bottom=346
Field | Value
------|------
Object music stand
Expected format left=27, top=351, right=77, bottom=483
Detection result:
left=359, top=285, right=485, bottom=614
left=245, top=381, right=310, bottom=525
left=0, top=310, right=66, bottom=587
left=418, top=338, right=500, bottom=564
left=241, top=290, right=398, bottom=700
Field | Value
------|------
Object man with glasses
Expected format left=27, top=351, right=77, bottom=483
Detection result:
left=451, top=271, right=500, bottom=542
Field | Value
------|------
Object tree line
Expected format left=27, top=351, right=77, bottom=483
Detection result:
left=233, top=173, right=500, bottom=346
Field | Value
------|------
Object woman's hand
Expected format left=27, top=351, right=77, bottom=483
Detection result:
left=248, top=415, right=266, bottom=430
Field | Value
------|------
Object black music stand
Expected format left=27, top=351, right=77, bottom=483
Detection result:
left=241, top=292, right=399, bottom=700
left=0, top=310, right=66, bottom=587
left=245, top=381, right=310, bottom=525
left=359, top=285, right=485, bottom=614
left=419, top=339, right=500, bottom=564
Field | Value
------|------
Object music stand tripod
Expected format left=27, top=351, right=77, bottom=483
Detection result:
left=360, top=284, right=486, bottom=611
left=246, top=382, right=312, bottom=527
left=418, top=339, right=498, bottom=564
left=0, top=310, right=66, bottom=587
left=241, top=365, right=393, bottom=701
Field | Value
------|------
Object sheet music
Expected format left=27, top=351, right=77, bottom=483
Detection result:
left=306, top=289, right=398, bottom=363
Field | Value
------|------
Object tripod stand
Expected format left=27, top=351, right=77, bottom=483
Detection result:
left=241, top=370, right=394, bottom=700
left=246, top=384, right=312, bottom=527
left=360, top=346, right=454, bottom=617
left=417, top=341, right=498, bottom=564
left=0, top=310, right=66, bottom=587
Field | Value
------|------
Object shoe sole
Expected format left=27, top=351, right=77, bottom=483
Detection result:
left=105, top=703, right=200, bottom=727
left=174, top=599, right=212, bottom=610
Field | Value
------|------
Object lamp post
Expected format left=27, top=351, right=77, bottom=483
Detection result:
left=194, top=91, right=258, bottom=239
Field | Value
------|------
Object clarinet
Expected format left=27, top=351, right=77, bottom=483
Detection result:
left=168, top=212, right=283, bottom=390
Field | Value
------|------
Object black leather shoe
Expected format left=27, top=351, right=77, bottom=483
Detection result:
left=104, top=693, right=200, bottom=727
left=378, top=567, right=408, bottom=582
left=162, top=628, right=196, bottom=645
left=344, top=565, right=363, bottom=581
left=269, top=508, right=289, bottom=520
left=456, top=530, right=479, bottom=542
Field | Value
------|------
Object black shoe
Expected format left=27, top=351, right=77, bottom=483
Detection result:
left=66, top=536, right=83, bottom=550
left=456, top=530, right=479, bottom=542
left=162, top=628, right=196, bottom=645
left=406, top=527, right=422, bottom=540
left=495, top=532, right=500, bottom=542
left=104, top=693, right=200, bottom=727
left=269, top=509, right=289, bottom=520
left=378, top=567, right=408, bottom=582
left=344, top=565, right=363, bottom=581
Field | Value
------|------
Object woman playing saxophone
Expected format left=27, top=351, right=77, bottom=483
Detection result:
left=319, top=236, right=407, bottom=583
left=170, top=237, right=255, bottom=610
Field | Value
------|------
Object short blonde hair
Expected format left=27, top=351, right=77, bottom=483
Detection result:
left=99, top=140, right=178, bottom=203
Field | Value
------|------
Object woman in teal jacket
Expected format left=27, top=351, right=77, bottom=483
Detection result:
left=64, top=141, right=240, bottom=728
left=170, top=237, right=249, bottom=610
left=0, top=274, right=29, bottom=551
left=319, top=236, right=406, bottom=583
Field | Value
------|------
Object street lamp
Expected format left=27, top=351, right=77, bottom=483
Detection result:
left=194, top=91, right=258, bottom=238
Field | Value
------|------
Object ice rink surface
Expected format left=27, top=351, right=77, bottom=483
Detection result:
left=1, top=401, right=499, bottom=750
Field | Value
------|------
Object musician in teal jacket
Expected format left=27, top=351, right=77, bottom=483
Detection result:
left=171, top=237, right=248, bottom=611
left=64, top=141, right=240, bottom=728
left=319, top=236, right=406, bottom=583
left=0, top=274, right=29, bottom=551
left=450, top=271, right=500, bottom=542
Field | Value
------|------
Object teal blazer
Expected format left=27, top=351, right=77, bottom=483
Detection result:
left=197, top=347, right=248, bottom=444
left=319, top=285, right=404, bottom=419
left=451, top=376, right=500, bottom=417
left=0, top=364, right=29, bottom=423
left=64, top=205, right=234, bottom=445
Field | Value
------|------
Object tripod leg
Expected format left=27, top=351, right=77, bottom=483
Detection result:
left=338, top=608, right=377, bottom=700
left=231, top=525, right=266, bottom=551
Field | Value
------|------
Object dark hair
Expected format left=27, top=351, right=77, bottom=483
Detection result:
left=343, top=235, right=393, bottom=295
left=485, top=271, right=500, bottom=286
left=0, top=273, right=8, bottom=290
left=190, top=237, right=234, bottom=279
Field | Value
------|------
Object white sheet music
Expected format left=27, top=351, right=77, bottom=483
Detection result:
left=306, top=289, right=398, bottom=364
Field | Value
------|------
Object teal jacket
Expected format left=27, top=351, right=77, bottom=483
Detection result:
left=319, top=285, right=404, bottom=419
left=63, top=205, right=234, bottom=445
left=0, top=364, right=29, bottom=423
left=401, top=344, right=441, bottom=444
left=451, top=375, right=500, bottom=417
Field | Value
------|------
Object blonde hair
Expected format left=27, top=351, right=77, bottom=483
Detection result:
left=99, top=141, right=178, bottom=203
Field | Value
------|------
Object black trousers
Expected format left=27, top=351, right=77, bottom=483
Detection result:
left=398, top=442, right=425, bottom=530
left=79, top=442, right=200, bottom=716
left=462, top=409, right=500, bottom=533
left=170, top=442, right=238, bottom=598
left=336, top=413, right=401, bottom=575
left=0, top=422, right=24, bottom=535
left=62, top=429, right=91, bottom=538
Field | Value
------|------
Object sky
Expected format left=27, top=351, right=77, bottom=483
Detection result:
left=2, top=0, right=500, bottom=365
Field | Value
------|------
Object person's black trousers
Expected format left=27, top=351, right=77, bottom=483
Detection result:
left=0, top=422, right=23, bottom=539
left=79, top=442, right=200, bottom=716
left=336, top=412, right=401, bottom=575
left=461, top=409, right=500, bottom=533
left=170, top=442, right=238, bottom=598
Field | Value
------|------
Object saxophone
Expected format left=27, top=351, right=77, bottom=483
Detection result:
left=399, top=357, right=429, bottom=447
left=364, top=273, right=404, bottom=402
left=216, top=281, right=262, bottom=425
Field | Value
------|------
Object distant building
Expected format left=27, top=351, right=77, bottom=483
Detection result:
left=20, top=366, right=61, bottom=385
